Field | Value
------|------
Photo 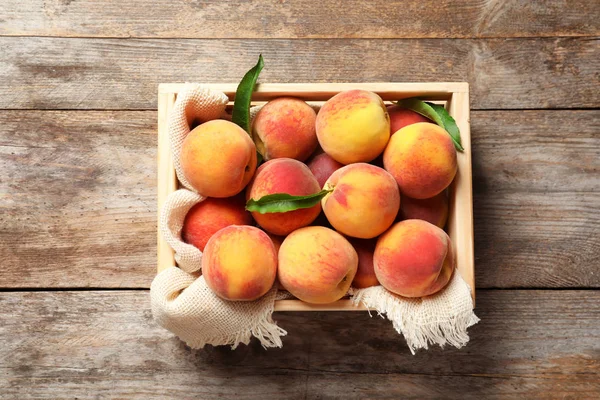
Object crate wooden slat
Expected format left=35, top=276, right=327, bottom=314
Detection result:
left=157, top=83, right=474, bottom=311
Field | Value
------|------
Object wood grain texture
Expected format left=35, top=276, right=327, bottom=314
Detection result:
left=156, top=92, right=176, bottom=274
left=0, top=0, right=598, bottom=39
left=472, top=110, right=600, bottom=193
left=1, top=37, right=598, bottom=110
left=0, top=110, right=597, bottom=289
left=0, top=110, right=157, bottom=288
left=474, top=191, right=599, bottom=288
left=0, top=290, right=598, bottom=399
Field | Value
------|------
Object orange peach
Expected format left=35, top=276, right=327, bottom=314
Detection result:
left=307, top=152, right=344, bottom=188
left=350, top=239, right=379, bottom=289
left=316, top=90, right=390, bottom=164
left=383, top=122, right=457, bottom=199
left=387, top=104, right=433, bottom=134
left=398, top=192, right=449, bottom=229
left=181, top=119, right=257, bottom=197
left=374, top=219, right=455, bottom=297
left=246, top=158, right=321, bottom=236
left=278, top=226, right=358, bottom=304
left=252, top=97, right=318, bottom=162
left=202, top=225, right=277, bottom=301
left=182, top=194, right=253, bottom=251
left=322, top=163, right=400, bottom=239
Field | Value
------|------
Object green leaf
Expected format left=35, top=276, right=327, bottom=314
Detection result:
left=426, top=102, right=464, bottom=151
left=246, top=189, right=332, bottom=214
left=396, top=98, right=444, bottom=126
left=232, top=54, right=264, bottom=134
left=396, top=98, right=464, bottom=152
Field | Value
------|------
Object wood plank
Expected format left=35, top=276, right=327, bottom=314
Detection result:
left=472, top=110, right=600, bottom=193
left=472, top=109, right=600, bottom=288
left=0, top=1, right=598, bottom=39
left=474, top=191, right=600, bottom=288
left=0, top=110, right=597, bottom=289
left=0, top=110, right=157, bottom=288
left=159, top=82, right=467, bottom=101
left=156, top=92, right=176, bottom=274
left=447, top=90, right=475, bottom=299
left=0, top=290, right=598, bottom=398
left=0, top=37, right=598, bottom=110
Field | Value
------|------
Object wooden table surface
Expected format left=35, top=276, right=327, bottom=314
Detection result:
left=1, top=1, right=599, bottom=399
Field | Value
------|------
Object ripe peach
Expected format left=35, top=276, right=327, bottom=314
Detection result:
left=322, top=163, right=400, bottom=239
left=316, top=90, right=390, bottom=164
left=182, top=194, right=253, bottom=251
left=278, top=226, right=358, bottom=304
left=181, top=119, right=257, bottom=197
left=398, top=192, right=449, bottom=229
left=307, top=152, right=343, bottom=188
left=387, top=104, right=433, bottom=134
left=246, top=158, right=321, bottom=236
left=374, top=220, right=455, bottom=298
left=383, top=122, right=457, bottom=199
left=252, top=97, right=318, bottom=162
left=202, top=225, right=277, bottom=301
left=350, top=239, right=379, bottom=289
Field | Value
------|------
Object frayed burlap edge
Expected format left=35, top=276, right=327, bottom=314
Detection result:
left=351, top=272, right=479, bottom=354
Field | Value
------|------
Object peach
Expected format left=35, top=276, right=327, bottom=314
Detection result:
left=202, top=225, right=277, bottom=301
left=374, top=219, right=455, bottom=297
left=246, top=158, right=321, bottom=236
left=322, top=163, right=400, bottom=239
left=182, top=194, right=253, bottom=251
left=307, top=152, right=343, bottom=188
left=350, top=239, right=379, bottom=289
left=252, top=97, right=318, bottom=162
left=278, top=226, right=358, bottom=304
left=398, top=192, right=449, bottom=229
left=383, top=122, right=457, bottom=199
left=387, top=104, right=433, bottom=134
left=316, top=90, right=390, bottom=164
left=181, top=119, right=257, bottom=197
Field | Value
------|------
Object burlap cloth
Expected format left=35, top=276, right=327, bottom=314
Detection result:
left=150, top=84, right=479, bottom=353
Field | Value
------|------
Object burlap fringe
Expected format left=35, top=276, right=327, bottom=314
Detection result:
left=351, top=274, right=479, bottom=354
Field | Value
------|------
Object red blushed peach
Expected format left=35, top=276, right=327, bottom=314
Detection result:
left=246, top=158, right=321, bottom=236
left=278, top=226, right=358, bottom=304
left=383, top=122, right=457, bottom=199
left=202, top=225, right=277, bottom=301
left=374, top=219, right=455, bottom=298
left=350, top=239, right=379, bottom=289
left=387, top=105, right=433, bottom=134
left=322, top=163, right=400, bottom=239
left=182, top=194, right=253, bottom=251
left=307, top=152, right=344, bottom=188
left=316, top=90, right=390, bottom=164
left=181, top=119, right=257, bottom=197
left=398, top=192, right=449, bottom=229
left=252, top=97, right=318, bottom=162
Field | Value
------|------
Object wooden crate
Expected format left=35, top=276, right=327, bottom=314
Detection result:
left=157, top=83, right=474, bottom=311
